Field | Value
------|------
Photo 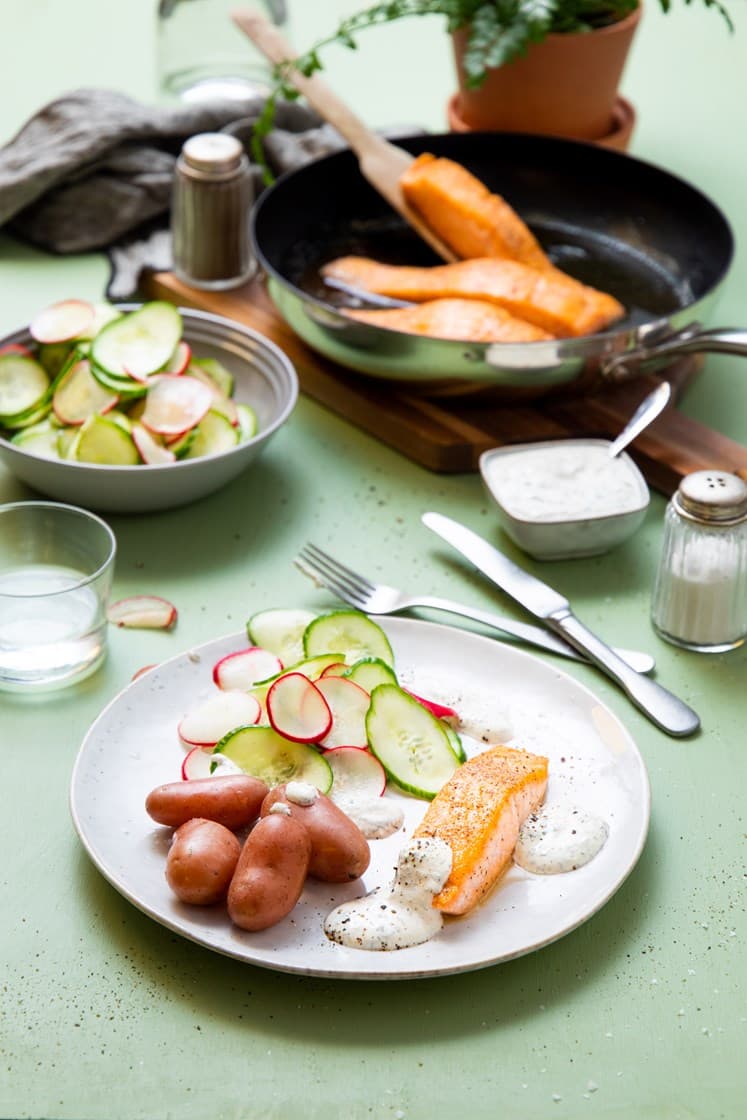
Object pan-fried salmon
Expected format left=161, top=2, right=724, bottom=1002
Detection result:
left=400, top=153, right=552, bottom=270
left=342, top=298, right=552, bottom=343
left=323, top=256, right=624, bottom=338
left=413, top=745, right=549, bottom=915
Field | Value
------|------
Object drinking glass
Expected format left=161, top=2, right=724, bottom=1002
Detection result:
left=157, top=0, right=288, bottom=103
left=0, top=502, right=116, bottom=692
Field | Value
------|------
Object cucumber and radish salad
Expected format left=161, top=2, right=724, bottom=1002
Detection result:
left=177, top=608, right=466, bottom=804
left=0, top=298, right=259, bottom=464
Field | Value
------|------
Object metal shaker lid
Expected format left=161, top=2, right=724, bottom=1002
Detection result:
left=674, top=470, right=747, bottom=525
left=181, top=133, right=244, bottom=174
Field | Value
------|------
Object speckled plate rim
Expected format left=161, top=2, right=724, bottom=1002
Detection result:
left=69, top=618, right=650, bottom=980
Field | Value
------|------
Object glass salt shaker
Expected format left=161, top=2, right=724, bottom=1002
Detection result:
left=651, top=470, right=747, bottom=653
left=171, top=132, right=256, bottom=290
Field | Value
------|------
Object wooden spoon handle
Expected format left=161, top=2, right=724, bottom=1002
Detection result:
left=231, top=7, right=457, bottom=262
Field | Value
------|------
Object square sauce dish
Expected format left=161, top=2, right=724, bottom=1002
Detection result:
left=479, top=438, right=650, bottom=560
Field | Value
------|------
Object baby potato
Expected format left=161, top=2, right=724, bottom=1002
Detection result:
left=166, top=818, right=241, bottom=905
left=227, top=811, right=312, bottom=932
left=146, top=774, right=268, bottom=830
left=261, top=784, right=370, bottom=883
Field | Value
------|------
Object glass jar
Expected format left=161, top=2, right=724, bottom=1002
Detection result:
left=651, top=470, right=747, bottom=653
left=157, top=0, right=287, bottom=103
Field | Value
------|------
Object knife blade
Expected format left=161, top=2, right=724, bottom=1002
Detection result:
left=422, top=511, right=700, bottom=738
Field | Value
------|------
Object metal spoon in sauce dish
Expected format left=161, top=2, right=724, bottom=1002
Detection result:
left=607, top=381, right=672, bottom=459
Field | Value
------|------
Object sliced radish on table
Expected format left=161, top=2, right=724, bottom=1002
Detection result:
left=266, top=672, right=332, bottom=743
left=106, top=595, right=178, bottom=629
left=140, top=375, right=213, bottom=436
left=163, top=340, right=191, bottom=375
left=52, top=358, right=119, bottom=426
left=29, top=298, right=95, bottom=344
left=325, top=746, right=387, bottom=803
left=132, top=423, right=176, bottom=464
left=316, top=676, right=371, bottom=749
left=181, top=745, right=215, bottom=780
left=212, top=647, right=283, bottom=691
left=130, top=663, right=157, bottom=681
left=405, top=690, right=460, bottom=727
left=178, top=690, right=262, bottom=747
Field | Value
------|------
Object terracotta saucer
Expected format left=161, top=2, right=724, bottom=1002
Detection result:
left=446, top=93, right=636, bottom=152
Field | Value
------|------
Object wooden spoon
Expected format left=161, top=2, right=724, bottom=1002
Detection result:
left=231, top=8, right=457, bottom=263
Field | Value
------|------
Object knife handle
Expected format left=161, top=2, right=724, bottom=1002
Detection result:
left=549, top=613, right=700, bottom=738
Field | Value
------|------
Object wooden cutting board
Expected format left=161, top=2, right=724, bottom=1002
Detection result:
left=143, top=271, right=747, bottom=496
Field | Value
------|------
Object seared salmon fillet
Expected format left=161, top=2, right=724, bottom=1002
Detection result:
left=400, top=153, right=552, bottom=270
left=322, top=256, right=624, bottom=339
left=413, top=745, right=548, bottom=915
left=342, top=298, right=552, bottom=343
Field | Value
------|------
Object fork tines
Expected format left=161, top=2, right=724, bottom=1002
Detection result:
left=295, top=543, right=371, bottom=608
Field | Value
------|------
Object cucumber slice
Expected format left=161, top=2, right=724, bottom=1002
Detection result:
left=38, top=341, right=75, bottom=378
left=256, top=653, right=347, bottom=687
left=191, top=356, right=234, bottom=397
left=52, top=358, right=119, bottom=425
left=72, top=414, right=139, bottom=465
left=366, top=683, right=460, bottom=799
left=213, top=725, right=332, bottom=792
left=444, top=724, right=467, bottom=764
left=344, top=656, right=398, bottom=691
left=89, top=360, right=148, bottom=397
left=0, top=355, right=50, bottom=422
left=91, top=301, right=182, bottom=380
left=304, top=610, right=395, bottom=667
left=167, top=426, right=198, bottom=459
left=10, top=420, right=60, bottom=459
left=6, top=398, right=53, bottom=430
left=236, top=402, right=258, bottom=441
left=247, top=607, right=317, bottom=665
left=181, top=408, right=238, bottom=459
left=57, top=425, right=79, bottom=459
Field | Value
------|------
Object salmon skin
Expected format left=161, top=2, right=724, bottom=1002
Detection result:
left=343, top=297, right=552, bottom=343
left=413, top=745, right=548, bottom=915
left=400, top=153, right=552, bottom=270
left=323, top=256, right=624, bottom=339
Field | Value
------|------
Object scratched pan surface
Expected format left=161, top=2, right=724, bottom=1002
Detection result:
left=251, top=131, right=735, bottom=394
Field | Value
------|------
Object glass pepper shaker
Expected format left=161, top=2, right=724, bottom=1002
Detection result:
left=651, top=470, right=747, bottom=653
left=171, top=132, right=256, bottom=290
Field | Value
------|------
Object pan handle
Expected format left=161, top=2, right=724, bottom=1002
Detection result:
left=603, top=327, right=747, bottom=381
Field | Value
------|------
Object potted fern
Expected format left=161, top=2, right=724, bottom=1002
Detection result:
left=258, top=0, right=733, bottom=150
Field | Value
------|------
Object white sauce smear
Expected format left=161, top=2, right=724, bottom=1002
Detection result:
left=339, top=797, right=405, bottom=840
left=324, top=837, right=452, bottom=951
left=514, top=802, right=609, bottom=874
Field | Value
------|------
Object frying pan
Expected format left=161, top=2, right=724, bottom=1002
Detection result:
left=251, top=131, right=747, bottom=396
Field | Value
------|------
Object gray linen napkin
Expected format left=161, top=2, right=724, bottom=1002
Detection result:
left=0, top=87, right=347, bottom=297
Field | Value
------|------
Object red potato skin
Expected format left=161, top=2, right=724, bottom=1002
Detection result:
left=227, top=812, right=312, bottom=932
left=145, top=775, right=268, bottom=830
left=261, top=785, right=371, bottom=883
left=166, top=819, right=241, bottom=905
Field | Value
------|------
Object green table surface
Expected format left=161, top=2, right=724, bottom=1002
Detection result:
left=1, top=3, right=745, bottom=1118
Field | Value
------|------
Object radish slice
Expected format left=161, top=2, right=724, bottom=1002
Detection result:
left=266, top=672, right=332, bottom=743
left=131, top=663, right=157, bottom=681
left=406, top=690, right=460, bottom=727
left=178, top=690, right=262, bottom=747
left=212, top=647, right=284, bottom=691
left=30, top=298, right=95, bottom=344
left=319, top=661, right=349, bottom=678
left=106, top=595, right=178, bottom=629
left=140, top=375, right=213, bottom=437
left=52, top=358, right=119, bottom=426
left=132, top=423, right=177, bottom=464
left=181, top=745, right=214, bottom=780
left=163, top=340, right=191, bottom=375
left=0, top=343, right=34, bottom=357
left=326, top=746, right=387, bottom=803
left=316, top=676, right=370, bottom=749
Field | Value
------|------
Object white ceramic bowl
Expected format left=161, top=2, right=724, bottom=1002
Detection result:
left=479, top=438, right=650, bottom=560
left=0, top=306, right=298, bottom=514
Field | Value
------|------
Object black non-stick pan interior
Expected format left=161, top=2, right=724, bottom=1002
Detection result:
left=252, top=132, right=734, bottom=332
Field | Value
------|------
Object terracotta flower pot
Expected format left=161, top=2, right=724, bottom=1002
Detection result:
left=450, top=6, right=642, bottom=142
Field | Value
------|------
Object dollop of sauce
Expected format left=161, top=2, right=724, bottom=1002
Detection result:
left=514, top=802, right=609, bottom=874
left=209, top=754, right=244, bottom=777
left=334, top=797, right=404, bottom=840
left=483, top=442, right=646, bottom=522
left=285, top=780, right=319, bottom=807
left=324, top=837, right=452, bottom=951
left=267, top=802, right=292, bottom=817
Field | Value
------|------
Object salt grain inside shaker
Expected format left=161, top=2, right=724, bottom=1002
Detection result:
left=651, top=470, right=747, bottom=652
left=171, top=132, right=256, bottom=290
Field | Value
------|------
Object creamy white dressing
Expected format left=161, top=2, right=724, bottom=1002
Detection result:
left=514, top=802, right=609, bottom=874
left=209, top=753, right=244, bottom=776
left=483, top=442, right=646, bottom=522
left=267, top=802, right=292, bottom=817
left=324, top=837, right=452, bottom=951
left=285, top=780, right=319, bottom=807
left=335, top=796, right=404, bottom=840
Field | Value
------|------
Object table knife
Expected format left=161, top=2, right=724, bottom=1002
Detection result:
left=422, top=511, right=700, bottom=738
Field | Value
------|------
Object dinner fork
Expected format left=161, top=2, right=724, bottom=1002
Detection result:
left=295, top=542, right=655, bottom=674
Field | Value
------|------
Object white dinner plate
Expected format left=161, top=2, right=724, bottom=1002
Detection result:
left=70, top=618, right=650, bottom=980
